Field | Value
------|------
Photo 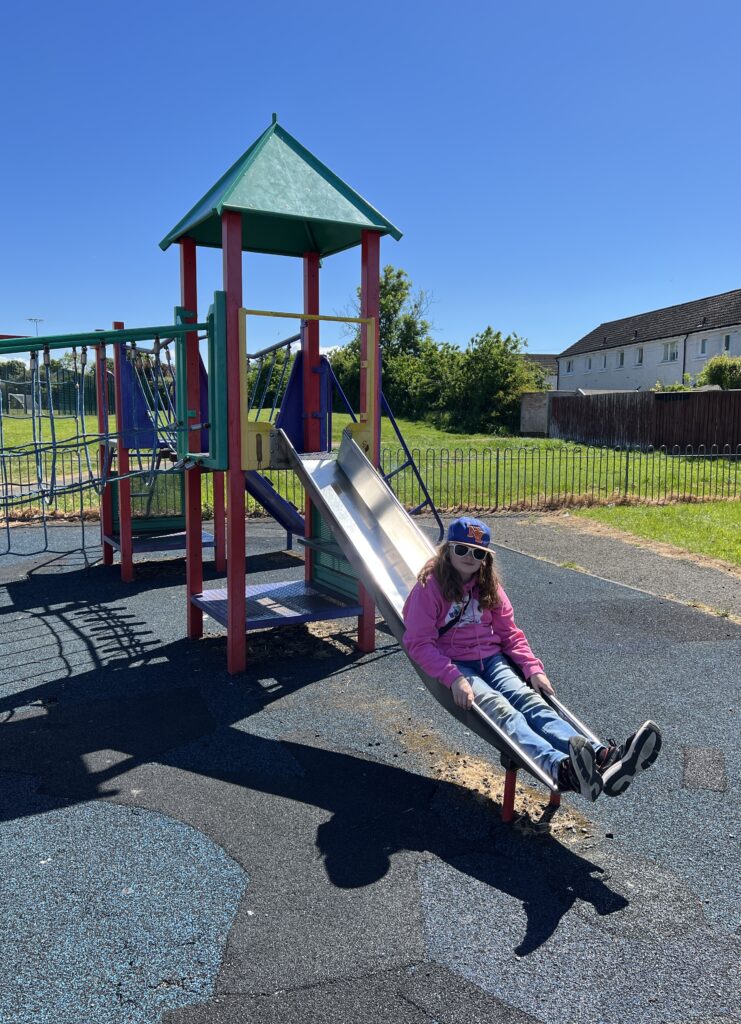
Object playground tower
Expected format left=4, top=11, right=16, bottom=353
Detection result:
left=160, top=116, right=402, bottom=673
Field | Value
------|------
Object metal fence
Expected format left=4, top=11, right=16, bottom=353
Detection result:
left=0, top=366, right=114, bottom=417
left=3, top=443, right=740, bottom=523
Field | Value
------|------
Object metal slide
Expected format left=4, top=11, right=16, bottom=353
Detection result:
left=282, top=428, right=603, bottom=792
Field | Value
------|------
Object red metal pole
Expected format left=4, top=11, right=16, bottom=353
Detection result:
left=501, top=768, right=517, bottom=823
left=357, top=230, right=381, bottom=651
left=549, top=790, right=561, bottom=809
left=180, top=238, right=203, bottom=639
left=111, top=324, right=133, bottom=582
left=213, top=471, right=226, bottom=572
left=95, top=342, right=114, bottom=565
left=222, top=211, right=246, bottom=674
left=302, top=252, right=321, bottom=582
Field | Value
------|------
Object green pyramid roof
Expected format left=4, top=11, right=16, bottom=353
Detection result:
left=159, top=118, right=402, bottom=258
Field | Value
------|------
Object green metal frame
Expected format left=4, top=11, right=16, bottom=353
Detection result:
left=309, top=505, right=360, bottom=602
left=174, top=291, right=228, bottom=470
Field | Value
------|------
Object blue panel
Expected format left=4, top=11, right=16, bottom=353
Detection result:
left=275, top=351, right=305, bottom=451
left=118, top=343, right=156, bottom=451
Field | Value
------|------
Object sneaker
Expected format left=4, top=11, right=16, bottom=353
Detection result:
left=599, top=721, right=662, bottom=797
left=557, top=736, right=603, bottom=802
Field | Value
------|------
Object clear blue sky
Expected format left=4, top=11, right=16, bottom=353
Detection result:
left=1, top=0, right=739, bottom=356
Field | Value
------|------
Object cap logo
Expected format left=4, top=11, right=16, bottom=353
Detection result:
left=467, top=524, right=485, bottom=544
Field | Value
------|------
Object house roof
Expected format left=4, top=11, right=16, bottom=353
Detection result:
left=524, top=353, right=558, bottom=373
left=560, top=288, right=741, bottom=358
left=159, top=116, right=402, bottom=258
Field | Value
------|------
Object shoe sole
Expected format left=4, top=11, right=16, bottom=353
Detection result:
left=570, top=739, right=603, bottom=802
left=602, top=721, right=662, bottom=797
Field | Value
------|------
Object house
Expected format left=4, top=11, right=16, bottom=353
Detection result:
left=524, top=353, right=558, bottom=390
left=556, top=288, right=741, bottom=391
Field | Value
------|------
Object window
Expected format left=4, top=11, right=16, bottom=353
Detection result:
left=724, top=334, right=731, bottom=352
left=617, top=351, right=625, bottom=368
left=635, top=347, right=643, bottom=366
left=700, top=338, right=707, bottom=356
left=586, top=357, right=592, bottom=370
left=600, top=354, right=607, bottom=370
left=565, top=359, right=574, bottom=374
left=662, top=342, right=678, bottom=362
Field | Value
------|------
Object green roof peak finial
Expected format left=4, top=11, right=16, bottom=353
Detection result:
left=272, top=112, right=278, bottom=125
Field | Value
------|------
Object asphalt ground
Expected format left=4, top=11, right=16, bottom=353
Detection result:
left=0, top=518, right=739, bottom=1024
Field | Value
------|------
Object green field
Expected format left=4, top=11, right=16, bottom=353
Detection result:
left=2, top=411, right=739, bottom=520
left=573, top=501, right=741, bottom=566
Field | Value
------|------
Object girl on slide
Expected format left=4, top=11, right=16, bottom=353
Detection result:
left=402, top=517, right=662, bottom=801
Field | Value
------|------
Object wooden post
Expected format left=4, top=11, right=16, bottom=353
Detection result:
left=180, top=237, right=203, bottom=639
left=96, top=342, right=114, bottom=565
left=302, top=252, right=320, bottom=582
left=111, top=325, right=133, bottom=582
left=357, top=230, right=381, bottom=651
left=222, top=211, right=246, bottom=674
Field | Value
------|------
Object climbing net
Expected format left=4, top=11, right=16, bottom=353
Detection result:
left=0, top=333, right=193, bottom=555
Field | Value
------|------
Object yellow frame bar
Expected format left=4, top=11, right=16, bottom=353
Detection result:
left=239, top=308, right=377, bottom=470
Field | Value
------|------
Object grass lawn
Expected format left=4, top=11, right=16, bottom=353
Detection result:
left=3, top=411, right=740, bottom=519
left=573, top=501, right=741, bottom=566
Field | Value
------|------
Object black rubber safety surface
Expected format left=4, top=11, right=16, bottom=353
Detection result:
left=1, top=519, right=739, bottom=1024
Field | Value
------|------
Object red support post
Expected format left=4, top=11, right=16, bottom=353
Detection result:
left=549, top=790, right=561, bottom=809
left=222, top=211, right=246, bottom=674
left=96, top=342, right=113, bottom=565
left=302, top=252, right=321, bottom=582
left=180, top=238, right=204, bottom=639
left=111, top=324, right=133, bottom=582
left=501, top=768, right=518, bottom=823
left=213, top=471, right=226, bottom=572
left=357, top=230, right=381, bottom=651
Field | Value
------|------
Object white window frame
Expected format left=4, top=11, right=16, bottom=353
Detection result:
left=599, top=354, right=607, bottom=371
left=586, top=356, right=592, bottom=371
left=635, top=346, right=643, bottom=366
left=724, top=334, right=731, bottom=352
left=662, top=342, right=678, bottom=363
left=565, top=359, right=574, bottom=374
left=699, top=338, right=707, bottom=357
left=617, top=351, right=625, bottom=368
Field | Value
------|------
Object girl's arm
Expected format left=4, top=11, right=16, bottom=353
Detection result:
left=402, top=583, right=462, bottom=688
left=494, top=587, right=546, bottom=681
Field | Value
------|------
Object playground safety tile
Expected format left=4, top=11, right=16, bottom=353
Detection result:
left=0, top=773, right=247, bottom=1024
left=417, top=854, right=741, bottom=1024
left=163, top=963, right=541, bottom=1024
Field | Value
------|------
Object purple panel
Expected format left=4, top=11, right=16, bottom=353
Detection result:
left=198, top=354, right=210, bottom=451
left=275, top=351, right=305, bottom=452
left=118, top=343, right=156, bottom=450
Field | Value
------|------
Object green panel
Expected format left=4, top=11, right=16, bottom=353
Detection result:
left=111, top=471, right=185, bottom=536
left=159, top=119, right=402, bottom=258
left=173, top=295, right=227, bottom=471
left=310, top=505, right=360, bottom=602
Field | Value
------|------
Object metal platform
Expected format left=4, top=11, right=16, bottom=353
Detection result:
left=191, top=579, right=363, bottom=630
left=103, top=530, right=215, bottom=554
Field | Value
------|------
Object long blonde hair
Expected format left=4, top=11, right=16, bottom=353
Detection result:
left=417, top=543, right=502, bottom=609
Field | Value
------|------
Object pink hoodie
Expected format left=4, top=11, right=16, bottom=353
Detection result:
left=402, top=573, right=545, bottom=688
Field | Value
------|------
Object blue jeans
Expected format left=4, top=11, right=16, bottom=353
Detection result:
left=455, top=653, right=593, bottom=781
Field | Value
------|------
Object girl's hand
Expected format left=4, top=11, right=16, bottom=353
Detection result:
left=529, top=672, right=555, bottom=696
left=452, top=675, right=475, bottom=710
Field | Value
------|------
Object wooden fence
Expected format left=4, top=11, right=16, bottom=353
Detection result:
left=549, top=389, right=741, bottom=448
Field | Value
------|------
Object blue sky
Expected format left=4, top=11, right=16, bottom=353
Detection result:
left=1, top=0, right=739, bottom=356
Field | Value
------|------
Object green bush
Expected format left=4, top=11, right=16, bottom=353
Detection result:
left=696, top=354, right=741, bottom=390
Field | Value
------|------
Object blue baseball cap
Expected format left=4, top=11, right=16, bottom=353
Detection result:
left=446, top=516, right=491, bottom=552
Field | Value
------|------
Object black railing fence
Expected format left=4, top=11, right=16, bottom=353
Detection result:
left=0, top=366, right=114, bottom=417
left=3, top=443, right=739, bottom=523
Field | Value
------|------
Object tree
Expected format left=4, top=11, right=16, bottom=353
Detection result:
left=0, top=359, right=27, bottom=381
left=330, top=265, right=433, bottom=411
left=444, top=328, right=544, bottom=435
left=696, top=354, right=741, bottom=390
